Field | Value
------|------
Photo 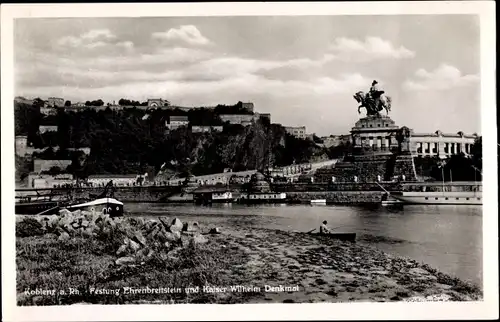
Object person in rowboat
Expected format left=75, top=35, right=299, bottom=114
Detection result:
left=320, top=220, right=330, bottom=235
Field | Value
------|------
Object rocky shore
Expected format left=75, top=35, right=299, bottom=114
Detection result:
left=16, top=211, right=482, bottom=305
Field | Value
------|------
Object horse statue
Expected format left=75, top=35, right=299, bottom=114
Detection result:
left=353, top=91, right=392, bottom=116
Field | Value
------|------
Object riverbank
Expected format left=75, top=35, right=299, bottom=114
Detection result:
left=16, top=212, right=482, bottom=305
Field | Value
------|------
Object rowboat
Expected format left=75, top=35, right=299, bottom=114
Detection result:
left=307, top=231, right=356, bottom=242
left=310, top=199, right=327, bottom=205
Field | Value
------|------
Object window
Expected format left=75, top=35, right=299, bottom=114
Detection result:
left=477, top=198, right=481, bottom=200
left=445, top=197, right=449, bottom=200
left=466, top=198, right=470, bottom=200
left=425, top=197, right=429, bottom=200
left=377, top=124, right=380, bottom=127
left=369, top=124, right=372, bottom=127
left=435, top=197, right=439, bottom=200
left=456, top=198, right=459, bottom=200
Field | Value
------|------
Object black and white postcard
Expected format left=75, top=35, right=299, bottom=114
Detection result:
left=1, top=2, right=497, bottom=321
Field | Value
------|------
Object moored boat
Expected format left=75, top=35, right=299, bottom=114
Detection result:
left=66, top=197, right=124, bottom=217
left=377, top=181, right=482, bottom=206
left=238, top=192, right=287, bottom=204
left=15, top=200, right=61, bottom=215
left=15, top=194, right=71, bottom=215
left=390, top=181, right=482, bottom=205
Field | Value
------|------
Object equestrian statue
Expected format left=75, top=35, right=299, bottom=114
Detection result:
left=353, top=80, right=392, bottom=116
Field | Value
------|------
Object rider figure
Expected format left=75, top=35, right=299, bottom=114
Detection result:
left=369, top=80, right=385, bottom=112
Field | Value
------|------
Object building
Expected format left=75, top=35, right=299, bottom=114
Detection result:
left=285, top=126, right=307, bottom=139
left=191, top=125, right=223, bottom=133
left=242, top=102, right=254, bottom=113
left=87, top=174, right=146, bottom=187
left=166, top=115, right=189, bottom=130
left=148, top=98, right=166, bottom=108
left=39, top=125, right=58, bottom=134
left=33, top=159, right=72, bottom=173
left=410, top=130, right=478, bottom=159
left=257, top=113, right=271, bottom=123
left=47, top=97, right=65, bottom=107
left=28, top=173, right=74, bottom=189
left=15, top=136, right=28, bottom=156
left=40, top=107, right=58, bottom=116
left=15, top=97, right=34, bottom=105
left=219, top=114, right=257, bottom=126
left=321, top=135, right=351, bottom=148
left=165, top=170, right=257, bottom=186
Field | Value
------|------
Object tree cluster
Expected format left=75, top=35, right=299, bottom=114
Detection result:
left=15, top=101, right=327, bottom=179
left=118, top=98, right=148, bottom=106
left=85, top=99, right=105, bottom=106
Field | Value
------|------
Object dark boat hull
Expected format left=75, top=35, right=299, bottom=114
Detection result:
left=15, top=201, right=60, bottom=215
left=309, top=232, right=356, bottom=242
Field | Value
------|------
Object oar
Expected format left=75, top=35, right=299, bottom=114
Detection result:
left=306, top=228, right=316, bottom=234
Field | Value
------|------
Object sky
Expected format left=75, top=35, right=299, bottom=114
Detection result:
left=14, top=15, right=481, bottom=136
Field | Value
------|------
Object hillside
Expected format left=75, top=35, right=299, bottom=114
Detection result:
left=14, top=102, right=329, bottom=178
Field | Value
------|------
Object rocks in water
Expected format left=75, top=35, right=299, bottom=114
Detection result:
left=408, top=267, right=430, bottom=276
left=209, top=227, right=221, bottom=234
left=158, top=217, right=170, bottom=230
left=133, top=231, right=147, bottom=246
left=57, top=231, right=70, bottom=242
left=115, top=256, right=136, bottom=266
left=116, top=244, right=128, bottom=256
left=59, top=208, right=72, bottom=217
left=129, top=240, right=141, bottom=252
left=164, top=231, right=181, bottom=243
left=169, top=218, right=183, bottom=233
left=193, top=234, right=208, bottom=245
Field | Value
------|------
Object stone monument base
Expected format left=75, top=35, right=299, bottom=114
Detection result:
left=315, top=115, right=418, bottom=183
left=392, top=153, right=418, bottom=181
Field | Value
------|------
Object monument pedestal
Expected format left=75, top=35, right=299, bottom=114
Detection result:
left=315, top=115, right=417, bottom=183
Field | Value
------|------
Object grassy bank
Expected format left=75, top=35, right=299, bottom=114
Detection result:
left=16, top=212, right=482, bottom=305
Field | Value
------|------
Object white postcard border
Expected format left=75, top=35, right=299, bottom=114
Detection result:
left=1, top=2, right=497, bottom=321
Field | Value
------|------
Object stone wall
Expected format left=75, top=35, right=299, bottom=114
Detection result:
left=286, top=191, right=384, bottom=204
left=393, top=154, right=418, bottom=181
left=272, top=182, right=401, bottom=192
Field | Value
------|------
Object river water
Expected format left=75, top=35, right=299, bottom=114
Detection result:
left=124, top=203, right=483, bottom=286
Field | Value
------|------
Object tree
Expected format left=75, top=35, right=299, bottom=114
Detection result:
left=312, top=134, right=323, bottom=144
left=85, top=101, right=91, bottom=106
left=470, top=136, right=482, bottom=169
left=32, top=98, right=45, bottom=108
left=64, top=100, right=72, bottom=107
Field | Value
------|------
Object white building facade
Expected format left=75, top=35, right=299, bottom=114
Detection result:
left=410, top=131, right=478, bottom=159
left=166, top=116, right=189, bottom=130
